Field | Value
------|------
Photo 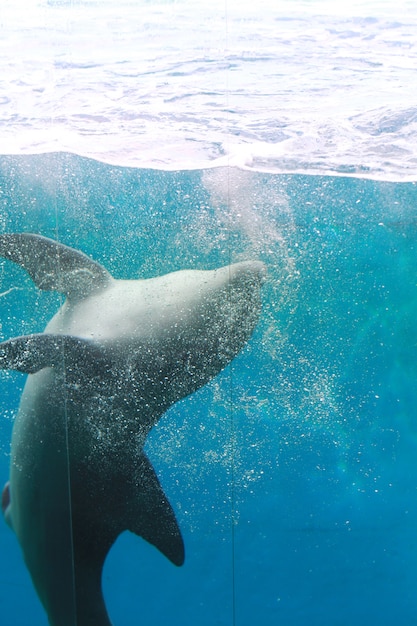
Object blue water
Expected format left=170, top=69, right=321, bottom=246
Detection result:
left=1, top=154, right=416, bottom=625
left=1, top=1, right=417, bottom=625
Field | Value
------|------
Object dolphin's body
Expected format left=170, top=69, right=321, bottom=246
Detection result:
left=0, top=233, right=265, bottom=626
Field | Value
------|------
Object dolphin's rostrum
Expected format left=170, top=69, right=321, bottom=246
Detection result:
left=0, top=233, right=265, bottom=626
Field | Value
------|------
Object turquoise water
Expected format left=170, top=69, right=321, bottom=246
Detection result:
left=0, top=153, right=416, bottom=624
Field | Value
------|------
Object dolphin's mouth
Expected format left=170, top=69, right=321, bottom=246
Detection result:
left=227, top=260, right=267, bottom=288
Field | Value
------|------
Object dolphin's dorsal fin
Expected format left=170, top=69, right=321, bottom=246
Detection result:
left=124, top=452, right=185, bottom=566
left=0, top=233, right=112, bottom=300
left=74, top=452, right=184, bottom=570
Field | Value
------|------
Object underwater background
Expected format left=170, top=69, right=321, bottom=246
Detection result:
left=1, top=1, right=417, bottom=625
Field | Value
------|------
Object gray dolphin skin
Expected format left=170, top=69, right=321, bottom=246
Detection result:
left=0, top=233, right=266, bottom=626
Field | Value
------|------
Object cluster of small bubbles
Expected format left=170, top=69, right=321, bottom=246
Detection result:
left=147, top=381, right=265, bottom=533
left=201, top=168, right=299, bottom=303
left=240, top=467, right=266, bottom=495
left=1, top=408, right=16, bottom=422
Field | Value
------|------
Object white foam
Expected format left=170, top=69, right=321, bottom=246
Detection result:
left=0, top=0, right=416, bottom=180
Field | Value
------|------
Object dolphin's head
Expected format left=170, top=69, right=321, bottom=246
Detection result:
left=203, top=259, right=267, bottom=361
left=160, top=259, right=267, bottom=401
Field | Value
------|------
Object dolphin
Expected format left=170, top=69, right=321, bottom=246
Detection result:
left=0, top=233, right=266, bottom=626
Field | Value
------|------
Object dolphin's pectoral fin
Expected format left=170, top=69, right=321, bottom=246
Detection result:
left=127, top=453, right=185, bottom=567
left=0, top=233, right=112, bottom=300
left=0, top=333, right=65, bottom=373
left=0, top=333, right=107, bottom=375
